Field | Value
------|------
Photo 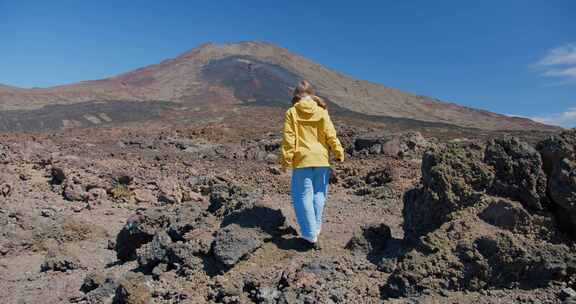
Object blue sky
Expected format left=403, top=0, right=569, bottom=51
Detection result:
left=0, top=1, right=574, bottom=127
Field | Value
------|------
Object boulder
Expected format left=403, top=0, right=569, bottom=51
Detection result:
left=365, top=167, right=393, bottom=187
left=136, top=230, right=204, bottom=275
left=208, top=182, right=260, bottom=217
left=0, top=143, right=10, bottom=164
left=354, top=137, right=386, bottom=154
left=115, top=209, right=171, bottom=262
left=182, top=190, right=204, bottom=202
left=84, top=277, right=118, bottom=304
left=537, top=129, right=576, bottom=176
left=64, top=182, right=86, bottom=201
left=133, top=189, right=156, bottom=204
left=0, top=180, right=12, bottom=197
left=405, top=137, right=552, bottom=241
left=81, top=271, right=107, bottom=293
left=136, top=231, right=172, bottom=272
left=484, top=137, right=549, bottom=211
left=404, top=144, right=494, bottom=240
left=388, top=137, right=576, bottom=299
left=212, top=224, right=265, bottom=268
left=88, top=188, right=108, bottom=202
left=114, top=272, right=151, bottom=304
left=165, top=242, right=204, bottom=274
left=167, top=202, right=214, bottom=241
left=157, top=177, right=182, bottom=204
left=382, top=131, right=429, bottom=158
left=549, top=158, right=576, bottom=237
left=50, top=167, right=66, bottom=185
left=41, top=245, right=82, bottom=272
left=116, top=203, right=214, bottom=263
left=353, top=131, right=429, bottom=158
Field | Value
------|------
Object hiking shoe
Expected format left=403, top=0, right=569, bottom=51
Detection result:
left=300, top=238, right=321, bottom=251
left=312, top=240, right=322, bottom=251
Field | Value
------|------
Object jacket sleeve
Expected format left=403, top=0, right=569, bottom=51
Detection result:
left=280, top=109, right=296, bottom=169
left=324, top=111, right=345, bottom=161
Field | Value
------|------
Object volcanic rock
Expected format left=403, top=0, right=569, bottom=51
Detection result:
left=41, top=245, right=82, bottom=272
left=404, top=143, right=494, bottom=240
left=136, top=231, right=172, bottom=272
left=346, top=223, right=392, bottom=255
left=88, top=187, right=108, bottom=202
left=133, top=189, right=156, bottom=204
left=478, top=198, right=531, bottom=233
left=383, top=131, right=430, bottom=158
left=157, top=177, right=182, bottom=204
left=385, top=137, right=576, bottom=299
left=81, top=271, right=108, bottom=293
left=365, top=167, right=393, bottom=187
left=0, top=181, right=12, bottom=197
left=208, top=182, right=261, bottom=217
left=84, top=276, right=118, bottom=304
left=484, top=137, right=549, bottom=211
left=114, top=272, right=151, bottom=304
left=549, top=158, right=576, bottom=237
left=537, top=129, right=576, bottom=176
left=115, top=209, right=170, bottom=262
left=64, top=182, right=87, bottom=201
left=212, top=224, right=265, bottom=268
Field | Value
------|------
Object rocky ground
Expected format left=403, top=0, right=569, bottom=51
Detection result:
left=0, top=115, right=575, bottom=303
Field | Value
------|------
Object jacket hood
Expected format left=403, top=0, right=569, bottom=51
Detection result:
left=294, top=96, right=323, bottom=121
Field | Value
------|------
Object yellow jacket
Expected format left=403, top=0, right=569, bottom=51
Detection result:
left=281, top=96, right=345, bottom=169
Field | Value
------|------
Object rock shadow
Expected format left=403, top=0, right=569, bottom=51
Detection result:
left=272, top=236, right=315, bottom=253
left=346, top=223, right=412, bottom=271
left=220, top=205, right=287, bottom=236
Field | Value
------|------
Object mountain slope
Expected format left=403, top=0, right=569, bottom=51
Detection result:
left=0, top=41, right=557, bottom=131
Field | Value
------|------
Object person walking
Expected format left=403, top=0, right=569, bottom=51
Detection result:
left=280, top=80, right=345, bottom=249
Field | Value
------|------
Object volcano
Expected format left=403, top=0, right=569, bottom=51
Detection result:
left=0, top=41, right=557, bottom=132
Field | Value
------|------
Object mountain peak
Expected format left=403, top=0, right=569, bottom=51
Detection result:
left=176, top=40, right=288, bottom=61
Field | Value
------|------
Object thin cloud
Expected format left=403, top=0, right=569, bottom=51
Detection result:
left=543, top=66, right=576, bottom=78
left=525, top=107, right=576, bottom=128
left=536, top=43, right=576, bottom=85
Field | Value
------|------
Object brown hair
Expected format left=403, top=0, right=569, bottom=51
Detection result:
left=291, top=80, right=327, bottom=109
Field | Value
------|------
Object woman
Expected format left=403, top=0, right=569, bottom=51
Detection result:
left=280, top=80, right=345, bottom=249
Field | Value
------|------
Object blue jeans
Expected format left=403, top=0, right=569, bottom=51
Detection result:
left=291, top=167, right=331, bottom=243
